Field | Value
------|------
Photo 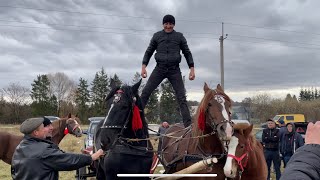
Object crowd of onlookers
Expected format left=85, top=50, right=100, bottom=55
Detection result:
left=262, top=118, right=307, bottom=180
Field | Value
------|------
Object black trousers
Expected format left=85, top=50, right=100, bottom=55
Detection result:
left=141, top=65, right=191, bottom=127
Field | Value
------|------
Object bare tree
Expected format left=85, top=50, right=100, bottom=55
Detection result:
left=251, top=93, right=274, bottom=123
left=47, top=72, right=75, bottom=116
left=2, top=83, right=30, bottom=122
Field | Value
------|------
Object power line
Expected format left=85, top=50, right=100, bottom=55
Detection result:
left=0, top=23, right=221, bottom=38
left=230, top=34, right=320, bottom=47
left=0, top=19, right=217, bottom=35
left=2, top=4, right=317, bottom=37
left=0, top=5, right=222, bottom=24
left=0, top=19, right=320, bottom=50
left=225, top=22, right=320, bottom=36
left=0, top=23, right=319, bottom=50
left=227, top=38, right=320, bottom=50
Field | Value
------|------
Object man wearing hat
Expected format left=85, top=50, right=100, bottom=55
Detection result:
left=11, top=117, right=104, bottom=180
left=262, top=118, right=281, bottom=180
left=141, top=14, right=195, bottom=127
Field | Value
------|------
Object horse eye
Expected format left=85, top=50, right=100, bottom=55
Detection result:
left=208, top=103, right=212, bottom=106
left=240, top=144, right=245, bottom=148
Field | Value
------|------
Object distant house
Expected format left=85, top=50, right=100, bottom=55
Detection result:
left=232, top=105, right=249, bottom=120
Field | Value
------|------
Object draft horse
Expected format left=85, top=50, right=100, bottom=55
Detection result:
left=160, top=83, right=234, bottom=180
left=95, top=79, right=153, bottom=180
left=0, top=113, right=82, bottom=165
left=224, top=123, right=267, bottom=180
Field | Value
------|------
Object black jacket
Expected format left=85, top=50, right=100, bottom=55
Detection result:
left=262, top=128, right=280, bottom=150
left=280, top=144, right=320, bottom=180
left=11, top=135, right=92, bottom=180
left=142, top=30, right=194, bottom=68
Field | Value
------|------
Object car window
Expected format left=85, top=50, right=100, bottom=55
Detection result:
left=89, top=122, right=99, bottom=134
left=279, top=116, right=284, bottom=121
left=286, top=116, right=294, bottom=121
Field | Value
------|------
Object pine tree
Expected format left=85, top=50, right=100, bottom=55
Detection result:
left=145, top=88, right=160, bottom=123
left=110, top=74, right=122, bottom=88
left=299, top=88, right=305, bottom=101
left=159, top=79, right=181, bottom=124
left=315, top=88, right=319, bottom=99
left=75, top=78, right=90, bottom=122
left=90, top=67, right=109, bottom=116
left=131, top=72, right=145, bottom=95
left=30, top=75, right=57, bottom=116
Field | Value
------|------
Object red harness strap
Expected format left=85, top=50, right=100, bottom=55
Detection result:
left=227, top=140, right=252, bottom=172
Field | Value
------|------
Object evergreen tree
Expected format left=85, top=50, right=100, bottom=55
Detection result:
left=30, top=75, right=57, bottom=116
left=145, top=89, right=160, bottom=123
left=110, top=74, right=122, bottom=89
left=159, top=79, right=181, bottom=124
left=75, top=78, right=90, bottom=122
left=299, top=88, right=305, bottom=101
left=90, top=67, right=109, bottom=116
left=315, top=88, right=319, bottom=99
left=131, top=72, right=145, bottom=95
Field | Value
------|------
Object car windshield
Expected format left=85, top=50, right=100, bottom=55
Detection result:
left=273, top=115, right=280, bottom=121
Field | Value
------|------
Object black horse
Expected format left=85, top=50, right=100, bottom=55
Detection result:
left=94, top=79, right=153, bottom=180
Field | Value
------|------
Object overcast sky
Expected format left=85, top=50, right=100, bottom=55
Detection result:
left=1, top=0, right=320, bottom=102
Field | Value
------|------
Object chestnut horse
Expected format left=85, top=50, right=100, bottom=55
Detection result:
left=160, top=83, right=233, bottom=179
left=224, top=123, right=267, bottom=180
left=0, top=113, right=82, bottom=165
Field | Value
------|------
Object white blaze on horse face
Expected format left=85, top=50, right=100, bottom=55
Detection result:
left=102, top=104, right=114, bottom=126
left=224, top=136, right=239, bottom=178
left=214, top=95, right=232, bottom=138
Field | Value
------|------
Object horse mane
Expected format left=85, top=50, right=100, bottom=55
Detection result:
left=193, top=88, right=231, bottom=137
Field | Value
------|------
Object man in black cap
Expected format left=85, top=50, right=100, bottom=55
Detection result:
left=11, top=117, right=104, bottom=180
left=262, top=118, right=281, bottom=180
left=141, top=14, right=195, bottom=127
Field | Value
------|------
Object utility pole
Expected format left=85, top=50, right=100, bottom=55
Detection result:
left=219, top=22, right=227, bottom=90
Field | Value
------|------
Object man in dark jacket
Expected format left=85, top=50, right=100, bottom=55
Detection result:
left=11, top=117, right=104, bottom=180
left=281, top=121, right=320, bottom=180
left=262, top=119, right=281, bottom=180
left=280, top=122, right=304, bottom=167
left=141, top=14, right=195, bottom=127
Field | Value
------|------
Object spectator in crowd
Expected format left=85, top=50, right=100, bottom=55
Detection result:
left=278, top=119, right=287, bottom=139
left=140, top=14, right=195, bottom=128
left=281, top=121, right=320, bottom=180
left=157, top=121, right=170, bottom=152
left=280, top=123, right=304, bottom=168
left=11, top=117, right=104, bottom=180
left=262, top=119, right=281, bottom=180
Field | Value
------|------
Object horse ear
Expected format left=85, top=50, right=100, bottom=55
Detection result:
left=217, top=84, right=224, bottom=92
left=244, top=124, right=253, bottom=138
left=132, top=78, right=142, bottom=95
left=204, top=82, right=210, bottom=93
left=68, top=113, right=71, bottom=118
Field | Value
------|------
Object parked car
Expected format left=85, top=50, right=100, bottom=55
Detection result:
left=44, top=116, right=59, bottom=122
left=76, top=117, right=104, bottom=180
left=84, top=117, right=105, bottom=149
left=273, top=114, right=306, bottom=125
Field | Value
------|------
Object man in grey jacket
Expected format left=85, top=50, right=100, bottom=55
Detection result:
left=11, top=117, right=104, bottom=180
left=141, top=14, right=195, bottom=127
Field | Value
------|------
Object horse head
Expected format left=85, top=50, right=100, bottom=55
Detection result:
left=65, top=113, right=82, bottom=137
left=224, top=123, right=253, bottom=178
left=196, top=83, right=233, bottom=142
left=99, top=79, right=145, bottom=151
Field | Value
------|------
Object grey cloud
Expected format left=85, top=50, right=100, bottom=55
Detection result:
left=0, top=0, right=319, bottom=102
